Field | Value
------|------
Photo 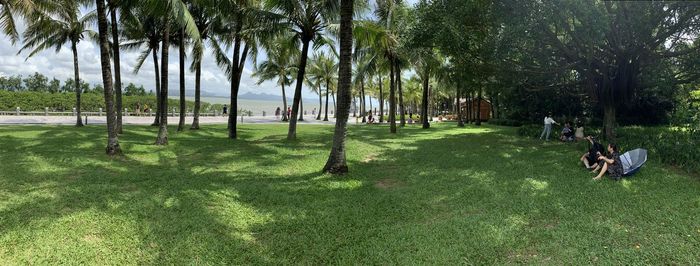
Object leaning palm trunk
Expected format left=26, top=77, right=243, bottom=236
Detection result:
left=323, top=0, right=353, bottom=174
left=71, top=41, right=83, bottom=127
left=151, top=49, right=161, bottom=126
left=287, top=38, right=311, bottom=140
left=95, top=0, right=120, bottom=155
left=332, top=91, right=336, bottom=118
left=191, top=59, right=201, bottom=129
left=155, top=18, right=170, bottom=145
left=110, top=6, right=123, bottom=134
left=178, top=29, right=186, bottom=132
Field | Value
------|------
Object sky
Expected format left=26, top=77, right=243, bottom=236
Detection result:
left=0, top=0, right=420, bottom=98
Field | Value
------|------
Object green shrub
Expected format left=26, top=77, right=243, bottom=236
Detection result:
left=0, top=91, right=222, bottom=112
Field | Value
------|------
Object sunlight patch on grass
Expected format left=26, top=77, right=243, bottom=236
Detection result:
left=523, top=178, right=549, bottom=191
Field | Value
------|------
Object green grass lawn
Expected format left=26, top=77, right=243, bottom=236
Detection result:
left=0, top=123, right=699, bottom=264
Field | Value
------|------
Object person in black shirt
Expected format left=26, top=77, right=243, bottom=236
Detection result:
left=580, top=136, right=604, bottom=169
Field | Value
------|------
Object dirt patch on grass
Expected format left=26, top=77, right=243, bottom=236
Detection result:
left=82, top=234, right=102, bottom=243
left=374, top=178, right=404, bottom=189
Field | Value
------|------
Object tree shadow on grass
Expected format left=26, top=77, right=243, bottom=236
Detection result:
left=0, top=124, right=699, bottom=264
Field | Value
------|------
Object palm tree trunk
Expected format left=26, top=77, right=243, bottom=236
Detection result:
left=389, top=60, right=396, bottom=133
left=228, top=22, right=243, bottom=139
left=323, top=81, right=330, bottom=121
left=378, top=75, right=384, bottom=122
left=299, top=97, right=304, bottom=121
left=457, top=83, right=464, bottom=127
left=421, top=68, right=430, bottom=128
left=317, top=85, right=322, bottom=120
left=178, top=28, right=186, bottom=132
left=155, top=17, right=170, bottom=145
left=397, top=63, right=405, bottom=127
left=323, top=0, right=353, bottom=174
left=287, top=37, right=310, bottom=140
left=361, top=79, right=366, bottom=123
left=191, top=58, right=201, bottom=129
left=369, top=95, right=373, bottom=115
left=95, top=0, right=120, bottom=155
left=281, top=83, right=288, bottom=121
left=110, top=6, right=123, bottom=134
left=152, top=48, right=161, bottom=126
left=71, top=41, right=83, bottom=127
left=332, top=91, right=336, bottom=118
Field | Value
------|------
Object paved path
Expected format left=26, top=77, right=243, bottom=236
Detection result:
left=0, top=115, right=342, bottom=125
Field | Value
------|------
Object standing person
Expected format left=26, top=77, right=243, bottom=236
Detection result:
left=287, top=106, right=291, bottom=118
left=312, top=108, right=316, bottom=116
left=136, top=102, right=141, bottom=116
left=275, top=107, right=281, bottom=120
left=539, top=113, right=558, bottom=141
left=223, top=104, right=228, bottom=116
left=592, top=143, right=624, bottom=181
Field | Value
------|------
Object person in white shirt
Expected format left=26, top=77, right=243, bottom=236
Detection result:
left=539, top=113, right=558, bottom=141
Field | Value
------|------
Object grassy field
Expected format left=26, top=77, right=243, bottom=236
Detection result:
left=0, top=123, right=698, bottom=264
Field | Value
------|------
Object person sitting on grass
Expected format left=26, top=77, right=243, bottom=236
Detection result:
left=591, top=143, right=624, bottom=181
left=560, top=122, right=574, bottom=142
left=580, top=136, right=604, bottom=169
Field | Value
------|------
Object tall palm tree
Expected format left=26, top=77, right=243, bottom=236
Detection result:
left=189, top=0, right=223, bottom=130
left=95, top=0, right=120, bottom=155
left=108, top=0, right=124, bottom=133
left=121, top=9, right=163, bottom=126
left=310, top=51, right=337, bottom=122
left=322, top=0, right=353, bottom=173
left=19, top=0, right=95, bottom=127
left=265, top=0, right=340, bottom=140
left=306, top=52, right=324, bottom=120
left=253, top=35, right=297, bottom=121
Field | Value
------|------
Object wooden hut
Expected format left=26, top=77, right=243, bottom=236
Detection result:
left=460, top=98, right=492, bottom=121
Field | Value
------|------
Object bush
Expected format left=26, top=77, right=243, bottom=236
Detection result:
left=488, top=118, right=523, bottom=127
left=517, top=124, right=700, bottom=174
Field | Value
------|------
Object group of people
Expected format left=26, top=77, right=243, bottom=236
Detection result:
left=274, top=106, right=293, bottom=120
left=540, top=113, right=623, bottom=180
left=539, top=113, right=585, bottom=142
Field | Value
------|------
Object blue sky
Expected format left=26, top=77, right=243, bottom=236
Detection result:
left=0, top=0, right=420, bottom=97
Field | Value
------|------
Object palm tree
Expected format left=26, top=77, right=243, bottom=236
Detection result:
left=310, top=51, right=337, bottom=122
left=254, top=35, right=297, bottom=122
left=108, top=0, right=124, bottom=133
left=306, top=53, right=324, bottom=120
left=322, top=0, right=354, bottom=173
left=19, top=0, right=95, bottom=127
left=189, top=0, right=223, bottom=130
left=265, top=0, right=340, bottom=140
left=95, top=0, right=120, bottom=155
left=1, top=0, right=53, bottom=44
left=121, top=9, right=163, bottom=126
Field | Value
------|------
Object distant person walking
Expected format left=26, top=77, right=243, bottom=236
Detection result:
left=135, top=103, right=141, bottom=116
left=312, top=108, right=316, bottom=116
left=287, top=106, right=291, bottom=118
left=223, top=104, right=228, bottom=115
left=275, top=107, right=281, bottom=120
left=539, top=113, right=558, bottom=141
